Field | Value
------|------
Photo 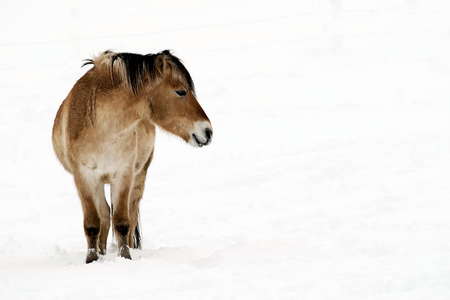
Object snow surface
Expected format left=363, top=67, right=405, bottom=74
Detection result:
left=1, top=0, right=450, bottom=299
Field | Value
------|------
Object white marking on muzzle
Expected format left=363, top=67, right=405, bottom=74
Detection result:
left=189, top=121, right=213, bottom=147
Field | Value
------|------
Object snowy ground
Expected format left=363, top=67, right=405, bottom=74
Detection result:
left=1, top=0, right=450, bottom=299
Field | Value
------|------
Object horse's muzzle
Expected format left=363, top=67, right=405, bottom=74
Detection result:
left=190, top=122, right=213, bottom=148
left=192, top=129, right=212, bottom=147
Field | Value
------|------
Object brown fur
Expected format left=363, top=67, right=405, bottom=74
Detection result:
left=52, top=50, right=212, bottom=263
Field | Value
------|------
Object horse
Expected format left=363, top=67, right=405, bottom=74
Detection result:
left=52, top=50, right=212, bottom=263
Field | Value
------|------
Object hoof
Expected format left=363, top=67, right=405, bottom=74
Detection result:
left=86, top=248, right=99, bottom=264
left=119, top=245, right=131, bottom=260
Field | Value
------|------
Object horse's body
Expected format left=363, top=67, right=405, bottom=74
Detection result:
left=52, top=50, right=212, bottom=263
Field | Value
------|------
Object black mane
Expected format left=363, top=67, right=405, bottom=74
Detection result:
left=84, top=50, right=195, bottom=95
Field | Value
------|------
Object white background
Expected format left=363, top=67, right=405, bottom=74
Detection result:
left=1, top=0, right=450, bottom=299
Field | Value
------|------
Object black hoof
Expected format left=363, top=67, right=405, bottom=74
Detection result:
left=86, top=248, right=99, bottom=264
left=119, top=245, right=131, bottom=260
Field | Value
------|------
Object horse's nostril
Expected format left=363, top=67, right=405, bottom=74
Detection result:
left=204, top=128, right=212, bottom=141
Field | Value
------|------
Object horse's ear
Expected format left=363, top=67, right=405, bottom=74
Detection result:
left=155, top=54, right=166, bottom=76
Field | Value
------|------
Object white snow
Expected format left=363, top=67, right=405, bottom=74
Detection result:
left=1, top=0, right=450, bottom=299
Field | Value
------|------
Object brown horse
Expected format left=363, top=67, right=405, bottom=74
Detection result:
left=52, top=50, right=212, bottom=263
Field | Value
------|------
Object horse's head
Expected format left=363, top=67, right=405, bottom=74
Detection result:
left=107, top=50, right=212, bottom=147
left=146, top=51, right=212, bottom=147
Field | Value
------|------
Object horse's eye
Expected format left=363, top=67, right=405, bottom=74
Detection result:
left=175, top=89, right=187, bottom=97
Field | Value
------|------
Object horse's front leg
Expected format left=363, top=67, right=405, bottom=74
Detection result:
left=111, top=171, right=134, bottom=259
left=97, top=184, right=110, bottom=256
left=73, top=170, right=102, bottom=264
left=128, top=150, right=153, bottom=248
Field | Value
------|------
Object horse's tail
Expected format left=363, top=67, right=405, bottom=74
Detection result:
left=133, top=209, right=142, bottom=249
